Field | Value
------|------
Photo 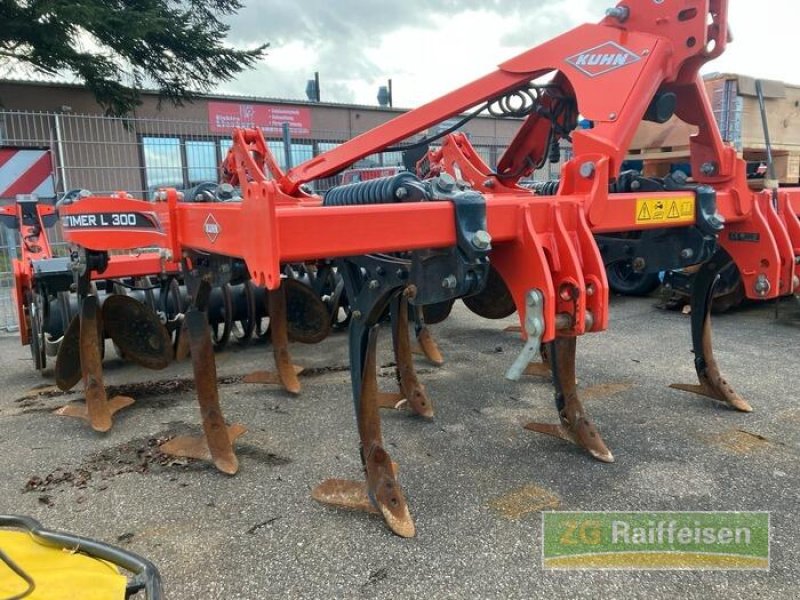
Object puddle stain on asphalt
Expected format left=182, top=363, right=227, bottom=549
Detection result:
left=581, top=382, right=634, bottom=401
left=707, top=429, right=773, bottom=455
left=488, top=484, right=561, bottom=520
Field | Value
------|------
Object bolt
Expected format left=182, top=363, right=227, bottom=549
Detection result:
left=605, top=6, right=630, bottom=22
left=526, top=290, right=541, bottom=307
left=436, top=173, right=456, bottom=193
left=555, top=313, right=573, bottom=330
left=793, top=275, right=799, bottom=292
left=483, top=179, right=495, bottom=189
left=632, top=257, right=646, bottom=272
left=795, top=255, right=800, bottom=265
left=395, top=186, right=408, bottom=200
left=396, top=268, right=408, bottom=280
left=700, top=162, right=717, bottom=176
left=630, top=180, right=641, bottom=191
left=368, top=279, right=380, bottom=290
left=441, top=275, right=457, bottom=290
left=352, top=310, right=362, bottom=320
left=609, top=112, right=617, bottom=121
left=671, top=169, right=689, bottom=185
left=579, top=161, right=596, bottom=178
left=559, top=283, right=576, bottom=301
left=680, top=248, right=694, bottom=260
left=754, top=274, right=771, bottom=296
left=471, top=230, right=492, bottom=250
left=586, top=283, right=595, bottom=296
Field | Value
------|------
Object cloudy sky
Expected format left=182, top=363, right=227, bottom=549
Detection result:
left=219, top=0, right=798, bottom=107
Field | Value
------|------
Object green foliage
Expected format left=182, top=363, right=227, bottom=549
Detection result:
left=0, top=0, right=268, bottom=115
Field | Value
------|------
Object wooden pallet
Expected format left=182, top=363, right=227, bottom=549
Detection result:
left=625, top=146, right=800, bottom=185
left=627, top=73, right=800, bottom=185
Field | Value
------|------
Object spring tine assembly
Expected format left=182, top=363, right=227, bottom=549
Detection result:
left=54, top=295, right=134, bottom=432
left=313, top=319, right=415, bottom=538
left=159, top=307, right=245, bottom=474
left=243, top=284, right=303, bottom=393
left=377, top=289, right=434, bottom=418
left=669, top=253, right=752, bottom=412
left=525, top=337, right=614, bottom=463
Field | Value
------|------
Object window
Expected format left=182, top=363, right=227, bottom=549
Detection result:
left=316, top=142, right=340, bottom=155
left=143, top=137, right=222, bottom=194
left=142, top=137, right=182, bottom=193
left=267, top=141, right=286, bottom=170
left=261, top=141, right=313, bottom=171
left=186, top=140, right=217, bottom=186
left=289, top=143, right=313, bottom=168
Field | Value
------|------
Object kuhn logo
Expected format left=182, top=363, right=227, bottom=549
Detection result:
left=566, top=42, right=641, bottom=77
left=204, top=214, right=221, bottom=243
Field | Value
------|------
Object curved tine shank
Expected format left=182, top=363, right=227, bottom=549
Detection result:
left=243, top=286, right=303, bottom=392
left=55, top=295, right=133, bottom=432
left=670, top=256, right=752, bottom=412
left=159, top=308, right=244, bottom=475
left=379, top=291, right=434, bottom=418
left=413, top=305, right=444, bottom=366
left=525, top=337, right=614, bottom=463
left=313, top=302, right=415, bottom=538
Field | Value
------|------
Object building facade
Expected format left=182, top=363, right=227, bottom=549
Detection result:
left=0, top=80, right=531, bottom=199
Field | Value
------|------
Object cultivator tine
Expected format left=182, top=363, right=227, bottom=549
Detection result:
left=243, top=285, right=303, bottom=393
left=412, top=305, right=444, bottom=366
left=54, top=296, right=133, bottom=432
left=378, top=291, right=434, bottom=418
left=159, top=308, right=245, bottom=474
left=313, top=321, right=415, bottom=538
left=414, top=325, right=444, bottom=366
left=669, top=254, right=752, bottom=412
left=102, top=294, right=172, bottom=370
left=525, top=337, right=614, bottom=463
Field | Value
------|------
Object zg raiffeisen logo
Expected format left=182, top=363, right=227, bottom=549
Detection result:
left=542, top=511, right=770, bottom=570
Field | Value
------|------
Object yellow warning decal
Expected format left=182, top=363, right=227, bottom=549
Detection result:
left=635, top=196, right=695, bottom=225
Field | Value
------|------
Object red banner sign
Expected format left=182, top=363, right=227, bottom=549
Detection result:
left=208, top=102, right=312, bottom=136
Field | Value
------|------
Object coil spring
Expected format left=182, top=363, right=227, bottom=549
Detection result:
left=524, top=180, right=560, bottom=196
left=323, top=172, right=425, bottom=206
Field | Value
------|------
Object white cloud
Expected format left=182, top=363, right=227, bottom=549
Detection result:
left=222, top=1, right=800, bottom=105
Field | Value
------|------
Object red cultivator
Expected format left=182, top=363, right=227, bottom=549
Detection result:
left=15, top=0, right=800, bottom=537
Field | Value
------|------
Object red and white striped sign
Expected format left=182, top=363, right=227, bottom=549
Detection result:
left=0, top=147, right=56, bottom=198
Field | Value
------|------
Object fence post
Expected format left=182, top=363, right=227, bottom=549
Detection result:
left=282, top=123, right=293, bottom=170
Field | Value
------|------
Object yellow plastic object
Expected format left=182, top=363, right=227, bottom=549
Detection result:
left=0, top=530, right=127, bottom=599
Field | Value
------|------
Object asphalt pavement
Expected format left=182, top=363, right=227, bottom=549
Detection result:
left=0, top=294, right=798, bottom=599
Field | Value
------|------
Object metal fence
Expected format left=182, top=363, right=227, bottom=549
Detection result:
left=0, top=109, right=568, bottom=331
